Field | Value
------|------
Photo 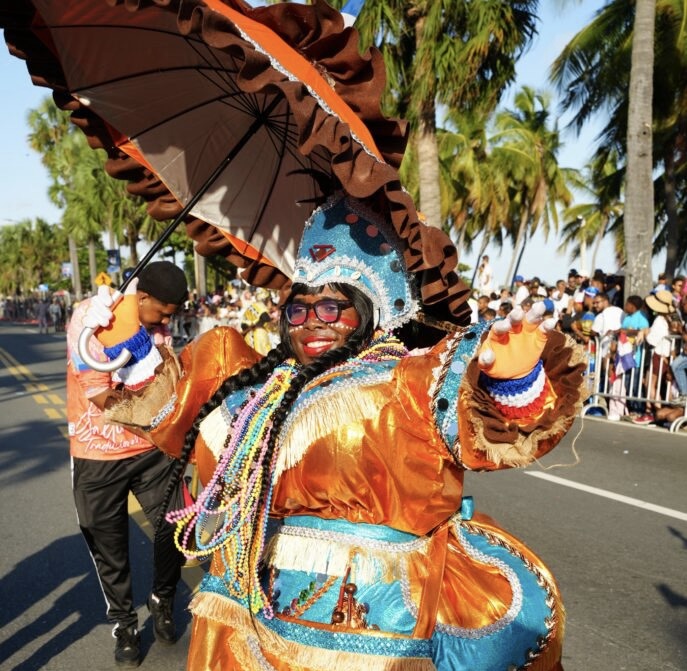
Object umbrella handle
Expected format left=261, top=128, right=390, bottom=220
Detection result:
left=77, top=289, right=133, bottom=372
left=78, top=326, right=132, bottom=372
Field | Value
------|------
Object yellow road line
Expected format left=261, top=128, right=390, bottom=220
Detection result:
left=0, top=347, right=36, bottom=380
left=2, top=345, right=203, bottom=594
left=25, top=382, right=49, bottom=392
left=0, top=346, right=67, bottom=436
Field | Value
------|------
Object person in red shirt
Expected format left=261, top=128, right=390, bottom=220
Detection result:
left=66, top=261, right=188, bottom=667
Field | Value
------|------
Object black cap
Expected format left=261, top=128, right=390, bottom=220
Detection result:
left=136, top=261, right=188, bottom=305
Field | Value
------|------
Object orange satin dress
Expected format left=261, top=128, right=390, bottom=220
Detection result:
left=149, top=327, right=584, bottom=671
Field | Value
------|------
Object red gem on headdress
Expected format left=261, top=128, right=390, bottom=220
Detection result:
left=309, top=244, right=336, bottom=262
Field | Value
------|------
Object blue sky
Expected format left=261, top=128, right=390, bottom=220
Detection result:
left=0, top=0, right=645, bottom=286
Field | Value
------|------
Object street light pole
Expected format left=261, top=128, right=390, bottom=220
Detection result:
left=577, top=215, right=588, bottom=276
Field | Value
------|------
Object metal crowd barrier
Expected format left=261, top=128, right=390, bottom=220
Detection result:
left=580, top=332, right=687, bottom=433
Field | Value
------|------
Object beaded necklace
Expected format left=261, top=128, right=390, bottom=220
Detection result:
left=166, top=331, right=407, bottom=615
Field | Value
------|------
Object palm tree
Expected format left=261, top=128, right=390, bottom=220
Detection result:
left=328, top=0, right=539, bottom=230
left=624, top=0, right=656, bottom=294
left=550, top=0, right=685, bottom=294
left=26, top=98, right=84, bottom=298
left=438, top=114, right=509, bottom=271
left=0, top=217, right=68, bottom=295
left=490, top=87, right=572, bottom=287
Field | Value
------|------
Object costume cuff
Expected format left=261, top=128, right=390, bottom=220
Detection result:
left=480, top=361, right=548, bottom=419
left=457, top=332, right=588, bottom=469
left=103, top=326, right=152, bottom=363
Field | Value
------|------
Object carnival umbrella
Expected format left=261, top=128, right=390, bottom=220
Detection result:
left=2, top=0, right=470, bottom=368
left=21, top=0, right=403, bottom=267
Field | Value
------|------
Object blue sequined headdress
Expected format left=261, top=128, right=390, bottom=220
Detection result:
left=293, top=194, right=419, bottom=330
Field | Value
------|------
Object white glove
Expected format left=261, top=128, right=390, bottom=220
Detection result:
left=477, top=302, right=558, bottom=378
left=82, top=279, right=138, bottom=330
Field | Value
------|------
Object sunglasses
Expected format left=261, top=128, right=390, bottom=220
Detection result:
left=284, top=299, right=353, bottom=326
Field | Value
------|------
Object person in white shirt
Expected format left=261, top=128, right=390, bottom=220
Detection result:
left=476, top=255, right=494, bottom=295
left=513, top=275, right=530, bottom=306
left=487, top=288, right=512, bottom=312
left=591, top=292, right=624, bottom=348
left=552, top=279, right=571, bottom=315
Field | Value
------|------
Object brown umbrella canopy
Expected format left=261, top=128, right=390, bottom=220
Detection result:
left=1, top=0, right=471, bottom=324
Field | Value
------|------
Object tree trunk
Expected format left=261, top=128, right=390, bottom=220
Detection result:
left=416, top=113, right=442, bottom=230
left=512, top=231, right=529, bottom=284
left=414, top=14, right=442, bottom=230
left=194, top=249, right=206, bottom=297
left=662, top=146, right=680, bottom=279
left=68, top=235, right=83, bottom=300
left=469, top=235, right=490, bottom=289
left=128, top=224, right=139, bottom=266
left=88, top=239, right=97, bottom=294
left=623, top=0, right=655, bottom=296
left=590, top=220, right=607, bottom=277
left=504, top=208, right=530, bottom=289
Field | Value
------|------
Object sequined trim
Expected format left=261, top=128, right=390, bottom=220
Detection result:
left=196, top=580, right=433, bottom=659
left=277, top=522, right=428, bottom=554
left=397, top=515, right=523, bottom=640
left=429, top=323, right=488, bottom=462
left=246, top=636, right=278, bottom=671
left=149, top=393, right=178, bottom=430
left=264, top=613, right=432, bottom=658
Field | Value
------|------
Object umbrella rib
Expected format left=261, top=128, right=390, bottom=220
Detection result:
left=41, top=22, right=268, bottom=122
left=263, top=118, right=331, bottom=175
left=245, top=108, right=294, bottom=243
left=118, top=94, right=285, bottom=291
left=182, top=40, right=265, bottom=119
left=69, top=64, right=240, bottom=96
left=124, top=89, right=264, bottom=140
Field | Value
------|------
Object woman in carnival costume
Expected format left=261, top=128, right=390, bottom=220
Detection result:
left=85, top=192, right=586, bottom=671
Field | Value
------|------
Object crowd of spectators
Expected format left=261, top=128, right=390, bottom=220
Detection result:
left=469, top=268, right=687, bottom=430
left=5, top=267, right=687, bottom=431
left=1, top=294, right=70, bottom=332
left=167, top=283, right=282, bottom=355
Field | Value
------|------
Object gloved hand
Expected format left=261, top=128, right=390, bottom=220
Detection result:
left=83, top=279, right=140, bottom=348
left=477, top=303, right=557, bottom=379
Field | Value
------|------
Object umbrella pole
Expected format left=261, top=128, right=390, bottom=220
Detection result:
left=119, top=94, right=284, bottom=291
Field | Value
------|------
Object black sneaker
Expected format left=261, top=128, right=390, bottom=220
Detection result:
left=147, top=593, right=176, bottom=644
left=114, top=625, right=141, bottom=667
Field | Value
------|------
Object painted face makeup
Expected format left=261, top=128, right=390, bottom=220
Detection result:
left=287, top=286, right=361, bottom=365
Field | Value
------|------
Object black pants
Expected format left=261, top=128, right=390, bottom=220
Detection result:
left=72, top=449, right=184, bottom=629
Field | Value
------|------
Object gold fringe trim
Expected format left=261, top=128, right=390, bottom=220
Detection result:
left=198, top=404, right=230, bottom=461
left=275, top=382, right=387, bottom=478
left=191, top=591, right=436, bottom=671
left=264, top=527, right=428, bottom=585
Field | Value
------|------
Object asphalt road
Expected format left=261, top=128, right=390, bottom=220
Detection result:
left=1, top=320, right=686, bottom=671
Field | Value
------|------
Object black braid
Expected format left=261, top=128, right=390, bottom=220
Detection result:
left=157, top=282, right=375, bottom=547
left=247, top=328, right=371, bottom=610
left=154, top=342, right=289, bottom=532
